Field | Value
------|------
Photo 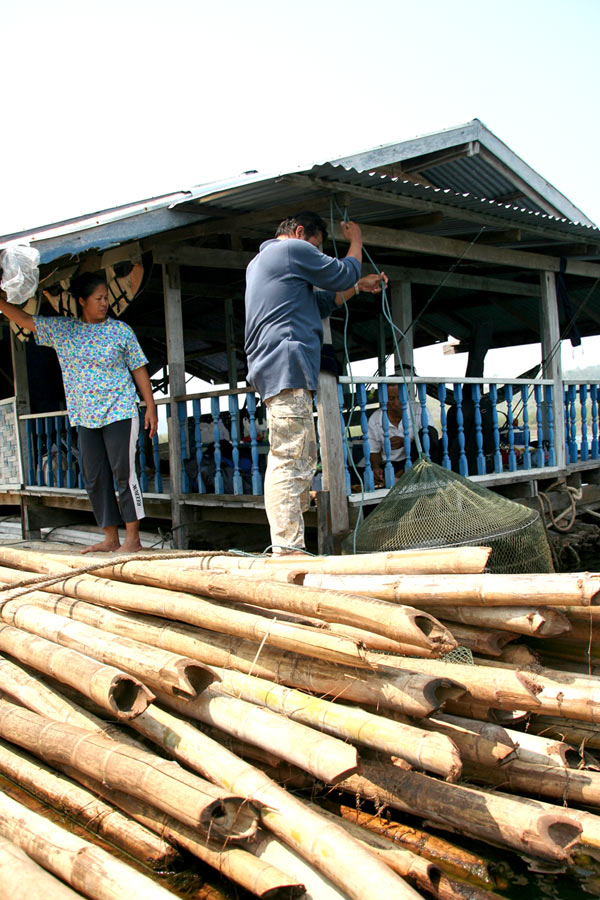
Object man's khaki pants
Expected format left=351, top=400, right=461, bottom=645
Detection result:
left=264, top=388, right=317, bottom=554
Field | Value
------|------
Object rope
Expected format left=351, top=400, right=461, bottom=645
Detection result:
left=0, top=549, right=239, bottom=601
left=537, top=482, right=581, bottom=534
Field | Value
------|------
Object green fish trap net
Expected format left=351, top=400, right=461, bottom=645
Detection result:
left=345, top=458, right=554, bottom=574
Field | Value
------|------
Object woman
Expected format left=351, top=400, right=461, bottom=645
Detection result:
left=0, top=271, right=158, bottom=553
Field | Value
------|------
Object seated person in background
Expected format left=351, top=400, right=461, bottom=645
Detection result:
left=368, top=383, right=439, bottom=483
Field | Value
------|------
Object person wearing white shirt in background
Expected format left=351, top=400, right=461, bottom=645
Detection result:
left=368, top=382, right=439, bottom=484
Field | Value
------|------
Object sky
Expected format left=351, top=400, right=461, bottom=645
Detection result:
left=1, top=0, right=599, bottom=237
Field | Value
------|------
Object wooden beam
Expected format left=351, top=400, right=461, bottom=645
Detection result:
left=317, top=320, right=349, bottom=536
left=153, top=246, right=255, bottom=268
left=328, top=220, right=600, bottom=279
left=375, top=263, right=540, bottom=297
left=286, top=174, right=598, bottom=251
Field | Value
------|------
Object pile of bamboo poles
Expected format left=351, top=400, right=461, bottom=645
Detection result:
left=0, top=543, right=599, bottom=899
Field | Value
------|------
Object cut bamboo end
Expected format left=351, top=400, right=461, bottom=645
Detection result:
left=107, top=674, right=155, bottom=718
left=159, top=660, right=219, bottom=698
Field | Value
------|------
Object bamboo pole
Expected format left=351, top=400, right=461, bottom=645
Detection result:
left=497, top=645, right=541, bottom=667
left=299, top=572, right=600, bottom=607
left=309, top=802, right=509, bottom=900
left=3, top=593, right=464, bottom=717
left=527, top=715, right=600, bottom=750
left=61, top=769, right=305, bottom=900
left=336, top=759, right=582, bottom=863
left=335, top=804, right=503, bottom=890
left=0, top=833, right=83, bottom=900
left=0, top=622, right=153, bottom=719
left=420, top=605, right=572, bottom=637
left=420, top=714, right=515, bottom=767
left=0, top=550, right=463, bottom=652
left=1, top=595, right=216, bottom=699
left=129, top=545, right=494, bottom=575
left=0, top=789, right=179, bottom=900
left=0, top=561, right=450, bottom=660
left=137, top=692, right=359, bottom=785
left=439, top=622, right=518, bottom=657
left=0, top=698, right=259, bottom=843
left=443, top=696, right=531, bottom=725
left=376, top=655, right=543, bottom=711
left=113, top=704, right=423, bottom=900
left=213, top=666, right=462, bottom=780
left=471, top=659, right=600, bottom=723
left=463, top=756, right=600, bottom=806
left=0, top=739, right=178, bottom=869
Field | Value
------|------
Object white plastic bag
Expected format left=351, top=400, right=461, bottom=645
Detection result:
left=0, top=243, right=40, bottom=304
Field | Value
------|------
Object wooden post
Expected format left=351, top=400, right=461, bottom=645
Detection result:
left=10, top=332, right=38, bottom=538
left=162, top=263, right=190, bottom=548
left=316, top=320, right=349, bottom=542
left=390, top=282, right=413, bottom=371
left=540, top=270, right=566, bottom=470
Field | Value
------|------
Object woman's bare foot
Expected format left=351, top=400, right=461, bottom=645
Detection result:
left=81, top=538, right=120, bottom=555
left=113, top=539, right=142, bottom=554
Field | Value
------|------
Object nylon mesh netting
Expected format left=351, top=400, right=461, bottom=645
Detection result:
left=344, top=458, right=554, bottom=574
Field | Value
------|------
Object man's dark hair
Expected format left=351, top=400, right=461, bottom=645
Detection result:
left=275, top=211, right=328, bottom=242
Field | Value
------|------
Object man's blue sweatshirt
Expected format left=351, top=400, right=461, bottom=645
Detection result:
left=244, top=238, right=360, bottom=401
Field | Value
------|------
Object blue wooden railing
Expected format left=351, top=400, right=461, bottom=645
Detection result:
left=16, top=378, right=600, bottom=497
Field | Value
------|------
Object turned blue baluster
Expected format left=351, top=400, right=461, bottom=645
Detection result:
left=379, top=383, right=394, bottom=488
left=454, top=383, right=468, bottom=476
left=228, top=394, right=243, bottom=494
left=137, top=410, right=149, bottom=492
left=591, top=384, right=599, bottom=459
left=246, top=392, right=263, bottom=496
left=191, top=399, right=205, bottom=493
left=65, top=420, right=75, bottom=488
left=338, top=384, right=351, bottom=495
left=357, top=383, right=374, bottom=491
left=211, top=397, right=225, bottom=494
left=472, top=383, right=485, bottom=474
left=417, top=383, right=431, bottom=460
left=580, top=384, right=589, bottom=461
left=535, top=384, right=545, bottom=468
left=43, top=416, right=53, bottom=486
left=398, top=381, right=412, bottom=470
left=545, top=384, right=556, bottom=467
left=54, top=416, right=64, bottom=487
left=177, top=401, right=190, bottom=493
left=438, top=383, right=451, bottom=469
left=505, top=384, right=517, bottom=471
left=26, top=420, right=35, bottom=485
left=520, top=385, right=531, bottom=470
left=151, top=431, right=163, bottom=493
left=568, top=384, right=578, bottom=462
left=490, top=384, right=502, bottom=473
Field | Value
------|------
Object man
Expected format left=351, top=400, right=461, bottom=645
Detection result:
left=245, top=211, right=386, bottom=555
left=369, top=379, right=440, bottom=484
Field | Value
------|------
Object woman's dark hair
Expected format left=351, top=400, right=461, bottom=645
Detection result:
left=275, top=211, right=328, bottom=241
left=69, top=271, right=108, bottom=301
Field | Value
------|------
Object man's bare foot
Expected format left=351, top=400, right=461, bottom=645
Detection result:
left=113, top=539, right=143, bottom=554
left=81, top=539, right=120, bottom=555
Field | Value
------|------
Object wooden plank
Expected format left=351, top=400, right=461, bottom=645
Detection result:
left=540, top=271, right=566, bottom=470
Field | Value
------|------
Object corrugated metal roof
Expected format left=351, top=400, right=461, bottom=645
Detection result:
left=1, top=128, right=598, bottom=267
